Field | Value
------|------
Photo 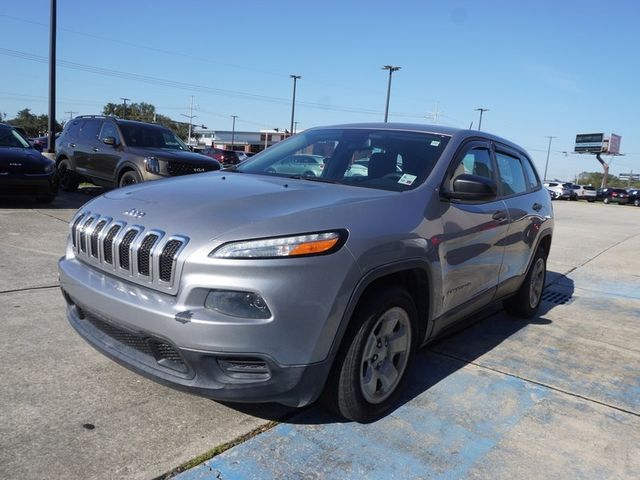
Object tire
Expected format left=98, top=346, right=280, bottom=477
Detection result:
left=118, top=169, right=142, bottom=188
left=634, top=199, right=640, bottom=207
left=323, top=287, right=418, bottom=422
left=588, top=199, right=595, bottom=203
left=57, top=159, right=79, bottom=192
left=503, top=247, right=546, bottom=319
left=603, top=197, right=610, bottom=204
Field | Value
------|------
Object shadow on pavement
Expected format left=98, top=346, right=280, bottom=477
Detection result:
left=225, top=271, right=575, bottom=425
left=0, top=186, right=107, bottom=210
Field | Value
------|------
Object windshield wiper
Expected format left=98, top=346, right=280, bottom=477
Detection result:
left=287, top=175, right=338, bottom=184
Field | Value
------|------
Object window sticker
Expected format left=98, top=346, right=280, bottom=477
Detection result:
left=398, top=173, right=417, bottom=186
left=430, top=140, right=441, bottom=147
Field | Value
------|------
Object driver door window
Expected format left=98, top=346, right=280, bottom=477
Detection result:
left=449, top=146, right=494, bottom=190
left=98, top=122, right=120, bottom=144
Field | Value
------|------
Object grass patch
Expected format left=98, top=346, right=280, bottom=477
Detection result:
left=157, top=420, right=279, bottom=479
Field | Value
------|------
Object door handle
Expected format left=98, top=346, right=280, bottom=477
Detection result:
left=492, top=211, right=508, bottom=222
left=532, top=203, right=542, bottom=212
left=93, top=147, right=99, bottom=152
left=70, top=143, right=76, bottom=148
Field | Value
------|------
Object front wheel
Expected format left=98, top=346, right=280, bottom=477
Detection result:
left=634, top=199, right=640, bottom=207
left=603, top=197, right=610, bottom=204
left=118, top=170, right=142, bottom=188
left=323, top=287, right=418, bottom=422
left=503, top=247, right=546, bottom=318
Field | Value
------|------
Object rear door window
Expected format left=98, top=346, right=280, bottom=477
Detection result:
left=496, top=151, right=527, bottom=196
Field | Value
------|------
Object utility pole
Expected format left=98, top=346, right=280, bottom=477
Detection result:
left=427, top=101, right=441, bottom=124
left=230, top=115, right=238, bottom=150
left=120, top=97, right=130, bottom=118
left=543, top=136, right=556, bottom=181
left=65, top=111, right=76, bottom=120
left=382, top=65, right=401, bottom=122
left=289, top=75, right=301, bottom=136
left=293, top=121, right=299, bottom=134
left=475, top=108, right=489, bottom=131
left=180, top=96, right=197, bottom=146
left=47, top=0, right=57, bottom=154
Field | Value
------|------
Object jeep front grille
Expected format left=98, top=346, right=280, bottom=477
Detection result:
left=69, top=210, right=188, bottom=293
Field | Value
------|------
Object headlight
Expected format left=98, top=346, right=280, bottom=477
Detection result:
left=44, top=163, right=55, bottom=173
left=144, top=156, right=161, bottom=174
left=210, top=230, right=347, bottom=259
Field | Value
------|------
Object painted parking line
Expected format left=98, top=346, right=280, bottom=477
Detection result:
left=176, top=352, right=640, bottom=479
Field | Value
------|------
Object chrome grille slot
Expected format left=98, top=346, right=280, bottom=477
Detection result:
left=90, top=220, right=107, bottom=258
left=79, top=217, right=94, bottom=253
left=71, top=213, right=85, bottom=248
left=103, top=225, right=121, bottom=264
left=118, top=229, right=139, bottom=271
left=160, top=240, right=183, bottom=282
left=137, top=234, right=159, bottom=276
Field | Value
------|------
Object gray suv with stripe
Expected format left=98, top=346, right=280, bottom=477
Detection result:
left=59, top=123, right=553, bottom=422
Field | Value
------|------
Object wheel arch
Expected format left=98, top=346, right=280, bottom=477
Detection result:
left=328, top=260, right=434, bottom=365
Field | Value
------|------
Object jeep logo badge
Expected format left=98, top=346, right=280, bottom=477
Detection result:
left=123, top=208, right=146, bottom=219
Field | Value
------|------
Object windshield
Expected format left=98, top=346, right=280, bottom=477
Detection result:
left=119, top=123, right=188, bottom=150
left=0, top=125, right=31, bottom=148
left=237, top=128, right=450, bottom=191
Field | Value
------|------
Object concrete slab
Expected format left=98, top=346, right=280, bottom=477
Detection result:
left=0, top=289, right=273, bottom=480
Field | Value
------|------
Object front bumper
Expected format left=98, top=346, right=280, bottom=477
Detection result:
left=0, top=172, right=58, bottom=195
left=57, top=252, right=353, bottom=407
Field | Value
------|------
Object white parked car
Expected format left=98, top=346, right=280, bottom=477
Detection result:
left=544, top=182, right=572, bottom=200
left=572, top=184, right=597, bottom=202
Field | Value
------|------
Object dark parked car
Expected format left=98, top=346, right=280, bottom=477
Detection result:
left=199, top=147, right=244, bottom=166
left=55, top=116, right=222, bottom=191
left=627, top=188, right=640, bottom=207
left=0, top=123, right=58, bottom=203
left=59, top=123, right=553, bottom=422
left=30, top=133, right=60, bottom=152
left=596, top=187, right=629, bottom=204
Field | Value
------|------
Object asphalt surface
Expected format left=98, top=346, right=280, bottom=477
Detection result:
left=1, top=192, right=639, bottom=479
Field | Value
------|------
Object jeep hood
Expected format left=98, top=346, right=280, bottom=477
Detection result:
left=92, top=172, right=396, bottom=243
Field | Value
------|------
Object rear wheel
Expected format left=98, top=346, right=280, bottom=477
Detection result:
left=323, top=287, right=417, bottom=422
left=634, top=199, right=640, bottom=207
left=118, top=169, right=142, bottom=188
left=57, top=159, right=79, bottom=192
left=603, top=197, right=610, bottom=204
left=503, top=247, right=546, bottom=318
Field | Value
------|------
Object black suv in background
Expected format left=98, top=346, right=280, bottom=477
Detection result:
left=55, top=116, right=222, bottom=191
left=596, top=187, right=630, bottom=205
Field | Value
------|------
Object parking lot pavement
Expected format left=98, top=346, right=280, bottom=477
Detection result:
left=0, top=191, right=281, bottom=480
left=178, top=201, right=640, bottom=479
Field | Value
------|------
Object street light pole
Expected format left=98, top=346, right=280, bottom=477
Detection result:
left=231, top=115, right=238, bottom=150
left=475, top=108, right=489, bottom=131
left=543, top=136, right=556, bottom=181
left=47, top=0, right=57, bottom=154
left=382, top=65, right=401, bottom=122
left=290, top=75, right=301, bottom=136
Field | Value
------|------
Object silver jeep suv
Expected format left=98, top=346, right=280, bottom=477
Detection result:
left=59, top=123, right=553, bottom=422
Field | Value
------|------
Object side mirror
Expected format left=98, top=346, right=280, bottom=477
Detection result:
left=103, top=136, right=117, bottom=146
left=442, top=173, right=497, bottom=201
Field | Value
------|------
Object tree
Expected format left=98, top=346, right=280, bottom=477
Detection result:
left=6, top=109, right=63, bottom=137
left=102, top=102, right=196, bottom=142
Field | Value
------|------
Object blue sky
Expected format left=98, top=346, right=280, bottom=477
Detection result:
left=1, top=0, right=638, bottom=180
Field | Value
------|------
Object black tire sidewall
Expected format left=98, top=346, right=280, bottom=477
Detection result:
left=504, top=248, right=546, bottom=319
left=58, top=159, right=79, bottom=192
left=334, top=287, right=418, bottom=422
left=119, top=170, right=142, bottom=188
